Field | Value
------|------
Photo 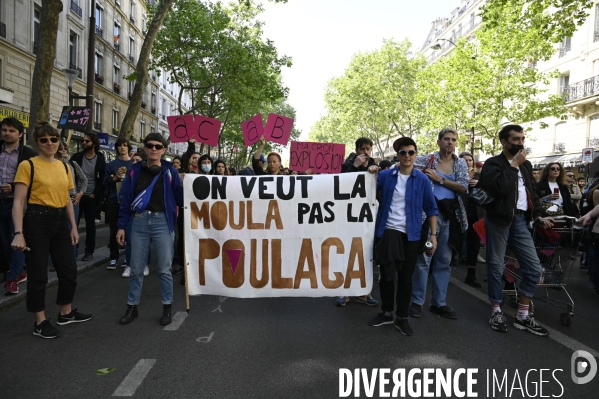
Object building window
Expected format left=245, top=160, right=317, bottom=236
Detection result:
left=95, top=53, right=104, bottom=80
left=112, top=109, right=120, bottom=130
left=140, top=121, right=146, bottom=140
left=595, top=5, right=599, bottom=42
left=94, top=102, right=103, bottom=131
left=559, top=74, right=570, bottom=97
left=114, top=23, right=120, bottom=48
left=95, top=6, right=103, bottom=37
left=69, top=31, right=79, bottom=69
left=129, top=37, right=135, bottom=62
left=130, top=2, right=136, bottom=22
left=559, top=36, right=572, bottom=57
left=33, top=7, right=40, bottom=55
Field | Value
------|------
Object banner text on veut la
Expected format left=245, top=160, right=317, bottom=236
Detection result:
left=184, top=173, right=377, bottom=298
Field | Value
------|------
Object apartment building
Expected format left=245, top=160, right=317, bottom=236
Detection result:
left=419, top=0, right=599, bottom=173
left=0, top=0, right=173, bottom=159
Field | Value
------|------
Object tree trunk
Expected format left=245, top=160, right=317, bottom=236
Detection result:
left=119, top=0, right=175, bottom=139
left=28, top=0, right=63, bottom=145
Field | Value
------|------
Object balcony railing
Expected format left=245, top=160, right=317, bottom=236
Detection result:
left=128, top=55, right=135, bottom=63
left=554, top=143, right=566, bottom=152
left=458, top=5, right=467, bottom=16
left=130, top=15, right=135, bottom=23
left=95, top=26, right=103, bottom=38
left=69, top=63, right=82, bottom=78
left=113, top=82, right=121, bottom=94
left=151, top=107, right=156, bottom=114
left=559, top=42, right=571, bottom=58
left=32, top=41, right=39, bottom=55
left=141, top=100, right=147, bottom=109
left=563, top=75, right=599, bottom=102
left=589, top=137, right=599, bottom=147
left=0, top=22, right=6, bottom=39
left=114, top=43, right=120, bottom=52
left=95, top=73, right=104, bottom=85
left=595, top=30, right=599, bottom=43
left=70, top=1, right=82, bottom=18
left=152, top=75, right=156, bottom=81
left=94, top=122, right=102, bottom=131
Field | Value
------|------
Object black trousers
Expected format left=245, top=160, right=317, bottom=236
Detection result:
left=77, top=195, right=96, bottom=253
left=176, top=210, right=184, bottom=264
left=24, top=205, right=77, bottom=312
left=465, top=204, right=481, bottom=266
left=379, top=231, right=419, bottom=318
left=107, top=202, right=120, bottom=260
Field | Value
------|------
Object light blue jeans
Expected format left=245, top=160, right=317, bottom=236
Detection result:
left=485, top=214, right=542, bottom=303
left=127, top=211, right=174, bottom=306
left=412, top=212, right=453, bottom=307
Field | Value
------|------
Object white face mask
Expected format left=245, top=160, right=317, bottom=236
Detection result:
left=201, top=164, right=211, bottom=173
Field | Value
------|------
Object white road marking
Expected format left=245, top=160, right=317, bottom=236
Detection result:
left=112, top=359, right=156, bottom=397
left=163, top=311, right=188, bottom=331
left=212, top=305, right=223, bottom=313
left=450, top=277, right=599, bottom=357
left=196, top=331, right=214, bottom=343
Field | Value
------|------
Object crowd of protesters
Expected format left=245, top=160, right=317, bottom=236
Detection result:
left=1, top=116, right=597, bottom=339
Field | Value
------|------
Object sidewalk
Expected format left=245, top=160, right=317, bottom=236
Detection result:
left=0, top=245, right=123, bottom=311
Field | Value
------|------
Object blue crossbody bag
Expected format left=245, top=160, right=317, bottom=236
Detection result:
left=131, top=172, right=161, bottom=213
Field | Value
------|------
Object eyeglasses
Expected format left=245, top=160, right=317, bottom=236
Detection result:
left=550, top=167, right=561, bottom=171
left=83, top=139, right=92, bottom=143
left=566, top=174, right=574, bottom=178
left=145, top=143, right=165, bottom=150
left=38, top=137, right=59, bottom=144
left=398, top=150, right=417, bottom=156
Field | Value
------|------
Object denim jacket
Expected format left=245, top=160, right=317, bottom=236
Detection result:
left=413, top=152, right=469, bottom=231
left=117, top=160, right=183, bottom=232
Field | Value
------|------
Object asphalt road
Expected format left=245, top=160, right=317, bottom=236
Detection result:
left=0, top=243, right=598, bottom=398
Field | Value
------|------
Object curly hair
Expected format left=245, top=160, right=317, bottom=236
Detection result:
left=540, top=162, right=565, bottom=185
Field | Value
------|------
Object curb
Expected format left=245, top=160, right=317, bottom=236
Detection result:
left=0, top=249, right=125, bottom=312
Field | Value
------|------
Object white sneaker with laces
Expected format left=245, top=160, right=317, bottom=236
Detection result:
left=122, top=266, right=131, bottom=278
left=144, top=266, right=150, bottom=276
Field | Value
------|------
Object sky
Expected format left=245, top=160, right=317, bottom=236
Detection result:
left=258, top=0, right=460, bottom=140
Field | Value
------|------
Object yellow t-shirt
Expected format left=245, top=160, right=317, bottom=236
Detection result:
left=14, top=156, right=74, bottom=208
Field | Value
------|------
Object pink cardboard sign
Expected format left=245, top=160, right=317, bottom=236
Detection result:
left=263, top=113, right=294, bottom=145
left=289, top=141, right=346, bottom=174
left=167, top=114, right=222, bottom=145
left=241, top=114, right=264, bottom=146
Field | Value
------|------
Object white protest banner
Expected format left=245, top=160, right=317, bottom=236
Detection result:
left=184, top=173, right=377, bottom=298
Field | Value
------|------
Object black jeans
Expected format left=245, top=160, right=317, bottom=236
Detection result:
left=379, top=231, right=419, bottom=318
left=24, top=205, right=77, bottom=312
left=465, top=203, right=481, bottom=266
left=107, top=202, right=120, bottom=260
left=77, top=195, right=96, bottom=254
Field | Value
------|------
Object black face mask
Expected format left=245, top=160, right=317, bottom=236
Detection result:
left=507, top=144, right=524, bottom=156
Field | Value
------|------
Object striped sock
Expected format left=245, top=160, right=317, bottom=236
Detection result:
left=517, top=304, right=529, bottom=320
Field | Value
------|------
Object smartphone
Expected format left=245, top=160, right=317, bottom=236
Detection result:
left=554, top=188, right=560, bottom=194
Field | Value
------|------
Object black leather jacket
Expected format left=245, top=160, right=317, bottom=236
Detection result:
left=480, top=152, right=542, bottom=227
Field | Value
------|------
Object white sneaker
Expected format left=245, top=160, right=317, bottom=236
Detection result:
left=477, top=255, right=486, bottom=263
left=143, top=266, right=149, bottom=276
left=122, top=266, right=131, bottom=278
left=107, top=260, right=117, bottom=270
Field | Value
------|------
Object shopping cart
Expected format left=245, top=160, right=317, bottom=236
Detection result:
left=502, top=216, right=583, bottom=326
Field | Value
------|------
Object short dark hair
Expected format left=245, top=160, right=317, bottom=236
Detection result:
left=84, top=132, right=101, bottom=152
left=499, top=124, right=523, bottom=142
left=393, top=137, right=417, bottom=153
left=212, top=159, right=227, bottom=172
left=115, top=137, right=132, bottom=153
left=379, top=160, right=392, bottom=169
left=1, top=117, right=25, bottom=135
left=532, top=168, right=540, bottom=172
left=438, top=127, right=457, bottom=140
left=198, top=154, right=213, bottom=165
left=355, top=137, right=373, bottom=151
left=578, top=176, right=586, bottom=182
left=143, top=132, right=167, bottom=146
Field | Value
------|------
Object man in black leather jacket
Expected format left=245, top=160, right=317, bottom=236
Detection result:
left=480, top=124, right=553, bottom=337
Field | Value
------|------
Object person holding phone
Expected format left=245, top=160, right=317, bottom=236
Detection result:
left=534, top=162, right=579, bottom=217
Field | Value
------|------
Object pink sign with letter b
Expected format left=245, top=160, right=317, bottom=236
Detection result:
left=263, top=113, right=294, bottom=145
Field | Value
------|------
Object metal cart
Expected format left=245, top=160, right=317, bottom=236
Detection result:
left=503, top=216, right=583, bottom=326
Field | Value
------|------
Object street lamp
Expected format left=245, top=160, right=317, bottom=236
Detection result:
left=431, top=38, right=457, bottom=51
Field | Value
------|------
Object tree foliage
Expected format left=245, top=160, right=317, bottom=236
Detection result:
left=309, top=39, right=426, bottom=157
left=152, top=0, right=293, bottom=159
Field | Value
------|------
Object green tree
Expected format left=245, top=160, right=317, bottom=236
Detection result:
left=309, top=39, right=426, bottom=158
left=29, top=0, right=63, bottom=144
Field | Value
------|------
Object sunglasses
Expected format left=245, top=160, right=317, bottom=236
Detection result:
left=83, top=139, right=92, bottom=143
left=398, top=150, right=417, bottom=156
left=38, top=137, right=59, bottom=144
left=550, top=167, right=561, bottom=171
left=145, top=143, right=165, bottom=150
left=566, top=174, right=574, bottom=177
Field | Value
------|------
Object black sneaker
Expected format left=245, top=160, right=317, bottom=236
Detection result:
left=395, top=318, right=413, bottom=336
left=489, top=311, right=507, bottom=332
left=430, top=305, right=458, bottom=319
left=107, top=260, right=117, bottom=270
left=368, top=313, right=393, bottom=327
left=513, top=316, right=549, bottom=337
left=33, top=319, right=61, bottom=339
left=81, top=252, right=94, bottom=261
left=119, top=305, right=138, bottom=325
left=464, top=275, right=482, bottom=287
left=408, top=303, right=422, bottom=318
left=57, top=309, right=92, bottom=325
left=171, top=265, right=184, bottom=275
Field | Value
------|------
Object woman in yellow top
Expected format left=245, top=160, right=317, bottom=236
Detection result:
left=11, top=123, right=92, bottom=339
